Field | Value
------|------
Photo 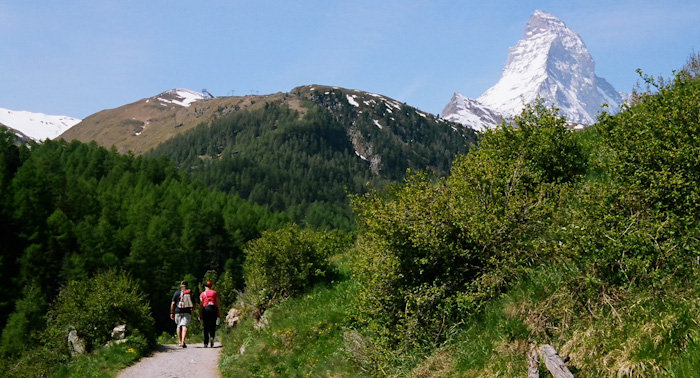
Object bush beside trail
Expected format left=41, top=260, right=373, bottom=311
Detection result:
left=240, top=223, right=352, bottom=316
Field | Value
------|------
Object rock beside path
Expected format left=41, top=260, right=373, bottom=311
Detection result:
left=117, top=342, right=222, bottom=378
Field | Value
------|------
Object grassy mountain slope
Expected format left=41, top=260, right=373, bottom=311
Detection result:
left=59, top=91, right=296, bottom=155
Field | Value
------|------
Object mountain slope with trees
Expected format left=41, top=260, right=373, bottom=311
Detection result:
left=0, top=85, right=476, bottom=376
left=147, top=86, right=477, bottom=229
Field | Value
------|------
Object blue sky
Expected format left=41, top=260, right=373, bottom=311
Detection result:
left=1, top=0, right=698, bottom=119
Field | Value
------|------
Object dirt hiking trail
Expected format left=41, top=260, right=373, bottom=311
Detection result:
left=117, top=342, right=222, bottom=378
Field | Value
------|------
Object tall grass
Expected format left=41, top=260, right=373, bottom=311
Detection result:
left=408, top=265, right=700, bottom=378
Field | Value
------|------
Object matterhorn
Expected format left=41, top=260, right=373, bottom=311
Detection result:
left=443, top=10, right=624, bottom=131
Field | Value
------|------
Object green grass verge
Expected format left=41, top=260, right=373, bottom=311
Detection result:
left=48, top=336, right=149, bottom=378
left=219, top=279, right=362, bottom=377
left=213, top=263, right=700, bottom=377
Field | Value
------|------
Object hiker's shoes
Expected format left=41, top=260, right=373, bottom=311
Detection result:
left=182, top=343, right=187, bottom=348
left=210, top=339, right=214, bottom=347
left=204, top=342, right=208, bottom=347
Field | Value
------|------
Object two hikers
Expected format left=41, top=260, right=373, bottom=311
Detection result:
left=170, top=279, right=221, bottom=348
left=198, top=281, right=221, bottom=347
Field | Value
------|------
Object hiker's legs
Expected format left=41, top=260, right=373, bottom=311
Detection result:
left=203, top=319, right=210, bottom=345
left=175, top=313, right=192, bottom=346
left=209, top=316, right=216, bottom=343
left=203, top=306, right=217, bottom=345
left=181, top=326, right=188, bottom=345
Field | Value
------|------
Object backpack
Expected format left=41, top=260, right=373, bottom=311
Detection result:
left=178, top=289, right=194, bottom=309
left=202, top=290, right=215, bottom=307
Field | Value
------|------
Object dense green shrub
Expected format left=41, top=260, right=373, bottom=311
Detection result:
left=597, top=67, right=700, bottom=219
left=548, top=63, right=700, bottom=298
left=243, top=224, right=349, bottom=308
left=46, top=270, right=155, bottom=354
left=477, top=100, right=588, bottom=185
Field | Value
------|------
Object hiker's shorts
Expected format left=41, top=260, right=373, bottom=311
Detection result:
left=175, top=313, right=191, bottom=327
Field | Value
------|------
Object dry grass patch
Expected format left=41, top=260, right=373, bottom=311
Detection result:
left=408, top=348, right=456, bottom=378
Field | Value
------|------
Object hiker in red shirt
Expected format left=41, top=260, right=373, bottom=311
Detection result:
left=198, top=281, right=221, bottom=347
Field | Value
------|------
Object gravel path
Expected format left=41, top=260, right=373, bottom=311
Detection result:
left=117, top=342, right=222, bottom=378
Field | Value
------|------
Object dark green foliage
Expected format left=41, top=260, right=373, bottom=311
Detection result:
left=0, top=272, right=154, bottom=378
left=0, top=285, right=47, bottom=358
left=149, top=105, right=368, bottom=230
left=0, top=128, right=30, bottom=324
left=0, top=137, right=288, bottom=375
left=5, top=139, right=270, bottom=323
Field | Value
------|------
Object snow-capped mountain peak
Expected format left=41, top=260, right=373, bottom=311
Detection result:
left=526, top=10, right=576, bottom=39
left=478, top=10, right=622, bottom=124
left=444, top=10, right=623, bottom=130
left=0, top=108, right=81, bottom=141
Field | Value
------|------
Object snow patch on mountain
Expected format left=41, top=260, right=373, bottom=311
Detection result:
left=346, top=94, right=360, bottom=107
left=0, top=108, right=81, bottom=140
left=155, top=89, right=207, bottom=107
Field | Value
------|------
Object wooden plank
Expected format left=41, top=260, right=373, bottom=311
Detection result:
left=540, top=344, right=574, bottom=378
left=528, top=343, right=540, bottom=378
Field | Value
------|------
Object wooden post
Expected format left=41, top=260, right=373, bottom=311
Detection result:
left=528, top=342, right=539, bottom=378
left=539, top=344, right=574, bottom=378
